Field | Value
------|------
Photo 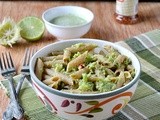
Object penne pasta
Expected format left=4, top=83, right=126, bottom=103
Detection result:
left=42, top=55, right=63, bottom=62
left=44, top=60, right=63, bottom=68
left=43, top=76, right=60, bottom=85
left=105, top=68, right=115, bottom=75
left=43, top=74, right=52, bottom=79
left=42, top=56, right=56, bottom=61
left=116, top=71, right=125, bottom=88
left=115, top=65, right=125, bottom=76
left=104, top=45, right=119, bottom=54
left=35, top=58, right=44, bottom=80
left=48, top=80, right=60, bottom=89
left=35, top=43, right=135, bottom=93
left=44, top=68, right=73, bottom=85
left=51, top=51, right=63, bottom=56
left=127, top=65, right=134, bottom=71
left=67, top=51, right=88, bottom=72
left=70, top=67, right=89, bottom=79
left=94, top=54, right=110, bottom=65
left=88, top=75, right=100, bottom=82
left=63, top=50, right=71, bottom=63
left=124, top=71, right=132, bottom=80
left=65, top=43, right=97, bottom=53
left=114, top=55, right=126, bottom=66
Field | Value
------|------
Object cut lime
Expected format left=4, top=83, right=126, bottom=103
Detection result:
left=19, top=16, right=45, bottom=41
left=0, top=17, right=21, bottom=47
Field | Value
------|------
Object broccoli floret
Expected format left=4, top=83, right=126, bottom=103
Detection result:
left=96, top=79, right=116, bottom=92
left=85, top=54, right=96, bottom=64
left=78, top=73, right=94, bottom=92
left=54, top=63, right=64, bottom=72
left=88, top=62, right=97, bottom=70
left=72, top=52, right=81, bottom=59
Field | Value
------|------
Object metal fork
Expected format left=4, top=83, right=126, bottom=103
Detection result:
left=16, top=48, right=36, bottom=94
left=0, top=52, right=24, bottom=120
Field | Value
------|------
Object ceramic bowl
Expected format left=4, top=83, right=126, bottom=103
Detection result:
left=30, top=39, right=141, bottom=120
left=42, top=6, right=94, bottom=40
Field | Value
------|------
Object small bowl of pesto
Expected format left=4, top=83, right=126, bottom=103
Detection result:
left=42, top=6, right=94, bottom=39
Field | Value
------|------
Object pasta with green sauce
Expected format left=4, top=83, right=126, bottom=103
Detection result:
left=35, top=43, right=135, bottom=94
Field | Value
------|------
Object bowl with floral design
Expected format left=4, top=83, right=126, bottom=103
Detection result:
left=29, top=39, right=141, bottom=120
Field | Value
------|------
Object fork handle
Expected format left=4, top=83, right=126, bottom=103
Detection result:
left=7, top=76, right=24, bottom=119
left=8, top=76, right=18, bottom=101
left=16, top=74, right=26, bottom=95
left=3, top=100, right=24, bottom=120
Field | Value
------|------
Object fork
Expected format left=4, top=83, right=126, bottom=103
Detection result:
left=16, top=48, right=36, bottom=94
left=0, top=52, right=24, bottom=120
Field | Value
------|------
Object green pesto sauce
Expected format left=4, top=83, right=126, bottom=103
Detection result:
left=50, top=14, right=87, bottom=26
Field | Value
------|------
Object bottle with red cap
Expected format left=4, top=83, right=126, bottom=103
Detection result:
left=115, top=0, right=139, bottom=24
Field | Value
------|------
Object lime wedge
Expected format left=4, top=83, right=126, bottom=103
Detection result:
left=0, top=17, right=21, bottom=47
left=19, top=16, right=45, bottom=41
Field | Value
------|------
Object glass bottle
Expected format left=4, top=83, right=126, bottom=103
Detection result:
left=115, top=0, right=139, bottom=24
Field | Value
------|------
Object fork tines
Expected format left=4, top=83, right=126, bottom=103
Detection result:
left=0, top=52, right=16, bottom=75
left=21, top=48, right=37, bottom=73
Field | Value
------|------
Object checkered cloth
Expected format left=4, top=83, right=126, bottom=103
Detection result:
left=1, top=29, right=160, bottom=120
left=109, top=29, right=160, bottom=120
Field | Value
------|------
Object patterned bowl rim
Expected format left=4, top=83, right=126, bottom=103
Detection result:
left=30, top=39, right=141, bottom=99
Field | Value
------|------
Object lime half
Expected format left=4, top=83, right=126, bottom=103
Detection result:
left=19, top=16, right=45, bottom=41
left=0, top=17, right=21, bottom=47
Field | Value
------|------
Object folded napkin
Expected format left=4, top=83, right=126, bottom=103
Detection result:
left=1, top=29, right=160, bottom=120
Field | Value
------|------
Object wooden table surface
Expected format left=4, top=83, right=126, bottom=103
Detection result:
left=0, top=1, right=160, bottom=119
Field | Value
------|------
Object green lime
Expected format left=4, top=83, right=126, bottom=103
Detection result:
left=0, top=17, right=21, bottom=47
left=19, top=16, right=45, bottom=41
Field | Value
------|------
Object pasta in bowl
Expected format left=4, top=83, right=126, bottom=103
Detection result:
left=35, top=43, right=135, bottom=93
left=30, top=39, right=140, bottom=120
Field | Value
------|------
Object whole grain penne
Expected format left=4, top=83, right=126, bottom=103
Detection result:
left=44, top=68, right=73, bottom=85
left=55, top=55, right=63, bottom=60
left=88, top=75, right=100, bottom=82
left=116, top=71, right=125, bottom=88
left=48, top=80, right=60, bottom=89
left=63, top=50, right=71, bottom=63
left=105, top=68, right=114, bottom=75
left=115, top=65, right=125, bottom=76
left=66, top=43, right=97, bottom=53
left=41, top=56, right=56, bottom=61
left=44, top=68, right=55, bottom=76
left=127, top=65, right=134, bottom=71
left=42, top=55, right=63, bottom=62
left=44, top=61, right=53, bottom=68
left=35, top=58, right=44, bottom=80
left=43, top=76, right=60, bottom=85
left=123, top=80, right=131, bottom=86
left=114, top=55, right=126, bottom=65
left=109, top=77, right=118, bottom=83
left=124, top=71, right=132, bottom=80
left=67, top=51, right=88, bottom=72
left=43, top=74, right=52, bottom=79
left=94, top=54, right=110, bottom=65
left=44, top=60, right=63, bottom=68
left=70, top=67, right=89, bottom=79
left=104, top=45, right=119, bottom=53
left=51, top=51, right=63, bottom=56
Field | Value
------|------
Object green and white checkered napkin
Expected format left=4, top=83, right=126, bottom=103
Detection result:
left=1, top=29, right=160, bottom=120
